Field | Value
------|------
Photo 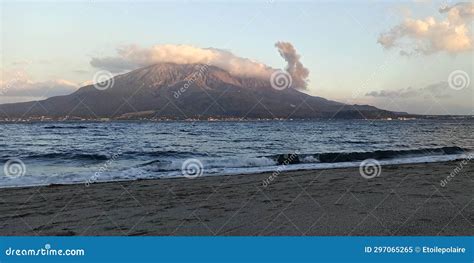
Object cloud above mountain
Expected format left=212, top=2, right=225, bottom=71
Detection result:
left=90, top=42, right=310, bottom=89
left=0, top=71, right=78, bottom=102
left=378, top=2, right=473, bottom=55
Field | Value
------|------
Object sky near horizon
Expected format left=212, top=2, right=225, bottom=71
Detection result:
left=1, top=0, right=473, bottom=115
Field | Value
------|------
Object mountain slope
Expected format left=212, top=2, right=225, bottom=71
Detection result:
left=0, top=63, right=400, bottom=120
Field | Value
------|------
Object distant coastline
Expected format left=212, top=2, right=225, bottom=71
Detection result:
left=0, top=114, right=472, bottom=123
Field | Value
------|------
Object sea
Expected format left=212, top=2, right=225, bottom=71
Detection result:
left=0, top=119, right=473, bottom=188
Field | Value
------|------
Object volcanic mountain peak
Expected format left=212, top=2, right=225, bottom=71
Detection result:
left=116, top=62, right=268, bottom=90
left=0, top=62, right=404, bottom=120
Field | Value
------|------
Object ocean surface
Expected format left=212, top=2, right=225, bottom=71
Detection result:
left=1, top=119, right=473, bottom=188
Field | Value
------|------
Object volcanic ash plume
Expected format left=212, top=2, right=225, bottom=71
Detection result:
left=275, top=41, right=310, bottom=89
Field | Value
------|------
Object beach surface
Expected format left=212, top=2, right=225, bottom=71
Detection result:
left=0, top=161, right=472, bottom=236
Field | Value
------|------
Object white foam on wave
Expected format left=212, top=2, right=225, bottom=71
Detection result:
left=0, top=153, right=470, bottom=189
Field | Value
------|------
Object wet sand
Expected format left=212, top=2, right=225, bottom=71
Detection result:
left=0, top=161, right=472, bottom=236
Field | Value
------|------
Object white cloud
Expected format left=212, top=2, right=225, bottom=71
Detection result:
left=0, top=70, right=79, bottom=103
left=91, top=44, right=275, bottom=78
left=378, top=2, right=473, bottom=55
left=366, top=82, right=454, bottom=99
left=364, top=80, right=473, bottom=115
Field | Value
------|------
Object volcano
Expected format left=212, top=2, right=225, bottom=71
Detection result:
left=0, top=63, right=403, bottom=120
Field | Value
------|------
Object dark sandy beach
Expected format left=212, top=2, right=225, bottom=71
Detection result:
left=0, top=161, right=472, bottom=236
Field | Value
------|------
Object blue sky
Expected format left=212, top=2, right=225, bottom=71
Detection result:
left=1, top=0, right=473, bottom=114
